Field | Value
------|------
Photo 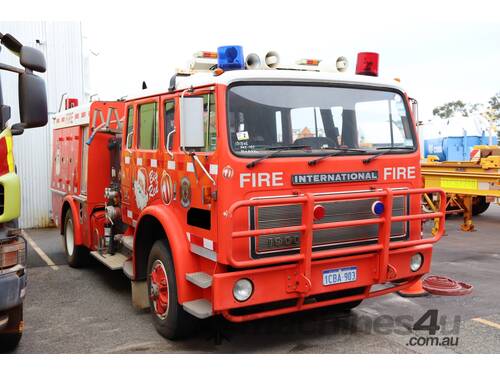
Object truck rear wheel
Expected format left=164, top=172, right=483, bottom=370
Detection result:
left=63, top=211, right=88, bottom=268
left=147, top=240, right=199, bottom=340
left=0, top=304, right=23, bottom=353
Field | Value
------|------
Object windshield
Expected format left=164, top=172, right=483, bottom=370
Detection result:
left=227, top=84, right=416, bottom=155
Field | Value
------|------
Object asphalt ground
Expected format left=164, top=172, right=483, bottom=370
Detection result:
left=12, top=205, right=500, bottom=353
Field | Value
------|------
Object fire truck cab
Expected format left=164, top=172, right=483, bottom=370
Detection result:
left=51, top=48, right=445, bottom=339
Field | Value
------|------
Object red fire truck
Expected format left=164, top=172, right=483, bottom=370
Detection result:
left=51, top=48, right=445, bottom=339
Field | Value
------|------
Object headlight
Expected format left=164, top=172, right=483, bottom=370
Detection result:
left=410, top=253, right=424, bottom=272
left=233, top=278, right=253, bottom=302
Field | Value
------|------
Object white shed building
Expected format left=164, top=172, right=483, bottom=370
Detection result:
left=0, top=21, right=89, bottom=228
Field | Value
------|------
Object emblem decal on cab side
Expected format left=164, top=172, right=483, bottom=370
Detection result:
left=133, top=167, right=148, bottom=210
left=180, top=177, right=192, bottom=208
left=160, top=171, right=173, bottom=205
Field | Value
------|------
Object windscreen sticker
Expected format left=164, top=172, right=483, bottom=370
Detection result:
left=236, top=131, right=249, bottom=141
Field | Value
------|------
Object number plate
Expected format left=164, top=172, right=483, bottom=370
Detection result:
left=322, top=266, right=357, bottom=286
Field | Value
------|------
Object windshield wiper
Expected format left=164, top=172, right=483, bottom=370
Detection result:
left=246, top=145, right=311, bottom=168
left=362, top=146, right=415, bottom=164
left=308, top=147, right=368, bottom=166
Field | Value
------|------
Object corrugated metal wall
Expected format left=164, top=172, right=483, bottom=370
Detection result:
left=0, top=22, right=87, bottom=228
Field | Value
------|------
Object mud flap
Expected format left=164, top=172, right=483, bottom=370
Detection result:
left=131, top=281, right=149, bottom=310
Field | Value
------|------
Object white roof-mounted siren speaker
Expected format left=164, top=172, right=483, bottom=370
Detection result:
left=336, top=56, right=349, bottom=72
left=245, top=53, right=262, bottom=69
left=264, top=51, right=280, bottom=69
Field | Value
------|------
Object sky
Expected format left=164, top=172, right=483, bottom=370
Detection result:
left=8, top=0, right=500, bottom=121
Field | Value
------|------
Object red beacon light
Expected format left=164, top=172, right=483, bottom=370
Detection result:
left=355, top=52, right=379, bottom=77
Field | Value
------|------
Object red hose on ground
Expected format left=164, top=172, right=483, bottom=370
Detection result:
left=422, top=275, right=473, bottom=296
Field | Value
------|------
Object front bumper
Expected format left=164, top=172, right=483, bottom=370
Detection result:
left=213, top=244, right=431, bottom=321
left=0, top=266, right=26, bottom=313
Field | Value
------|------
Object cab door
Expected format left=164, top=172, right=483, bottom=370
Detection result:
left=121, top=104, right=135, bottom=224
left=122, top=98, right=161, bottom=226
left=164, top=88, right=218, bottom=253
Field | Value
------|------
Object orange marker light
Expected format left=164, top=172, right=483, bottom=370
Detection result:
left=297, top=58, right=321, bottom=66
left=194, top=51, right=218, bottom=59
left=213, top=68, right=224, bottom=76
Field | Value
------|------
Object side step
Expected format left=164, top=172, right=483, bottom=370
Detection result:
left=90, top=251, right=128, bottom=270
left=186, top=272, right=212, bottom=289
left=183, top=299, right=213, bottom=319
left=121, top=235, right=134, bottom=251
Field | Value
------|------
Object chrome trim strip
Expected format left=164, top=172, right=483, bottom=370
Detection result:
left=50, top=189, right=87, bottom=203
left=73, top=195, right=87, bottom=203
left=50, top=188, right=66, bottom=196
left=250, top=187, right=410, bottom=201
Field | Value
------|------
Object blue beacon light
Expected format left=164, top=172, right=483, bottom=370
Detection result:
left=217, top=45, right=245, bottom=70
left=371, top=201, right=385, bottom=215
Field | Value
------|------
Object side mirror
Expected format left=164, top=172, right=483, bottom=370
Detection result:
left=10, top=123, right=24, bottom=136
left=1, top=33, right=22, bottom=54
left=409, top=97, right=419, bottom=124
left=180, top=96, right=205, bottom=148
left=18, top=73, right=48, bottom=128
left=20, top=46, right=46, bottom=73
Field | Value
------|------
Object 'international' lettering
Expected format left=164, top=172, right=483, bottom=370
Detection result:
left=291, top=171, right=378, bottom=185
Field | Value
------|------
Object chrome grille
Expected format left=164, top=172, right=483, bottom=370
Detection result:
left=252, top=196, right=406, bottom=256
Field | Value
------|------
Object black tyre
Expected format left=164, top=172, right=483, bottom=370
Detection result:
left=63, top=210, right=89, bottom=267
left=472, top=196, right=490, bottom=216
left=0, top=304, right=23, bottom=353
left=147, top=240, right=199, bottom=340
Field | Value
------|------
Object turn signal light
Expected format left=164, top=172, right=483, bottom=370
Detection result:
left=0, top=241, right=25, bottom=269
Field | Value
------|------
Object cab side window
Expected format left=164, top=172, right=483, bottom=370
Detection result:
left=125, top=106, right=134, bottom=149
left=203, top=93, right=216, bottom=152
left=164, top=100, right=175, bottom=150
left=137, top=102, right=158, bottom=150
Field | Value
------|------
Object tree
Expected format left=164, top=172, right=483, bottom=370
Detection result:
left=486, top=92, right=500, bottom=121
left=432, top=100, right=468, bottom=119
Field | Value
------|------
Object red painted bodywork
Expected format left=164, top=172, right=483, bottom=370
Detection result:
left=51, top=80, right=445, bottom=322
left=51, top=101, right=124, bottom=249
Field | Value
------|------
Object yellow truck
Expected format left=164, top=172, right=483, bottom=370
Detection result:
left=0, top=32, right=47, bottom=352
left=422, top=146, right=500, bottom=231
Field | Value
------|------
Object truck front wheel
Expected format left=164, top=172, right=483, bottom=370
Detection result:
left=0, top=304, right=23, bottom=353
left=63, top=211, right=88, bottom=268
left=147, top=240, right=199, bottom=340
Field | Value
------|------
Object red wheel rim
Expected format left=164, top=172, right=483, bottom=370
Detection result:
left=150, top=260, right=169, bottom=319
